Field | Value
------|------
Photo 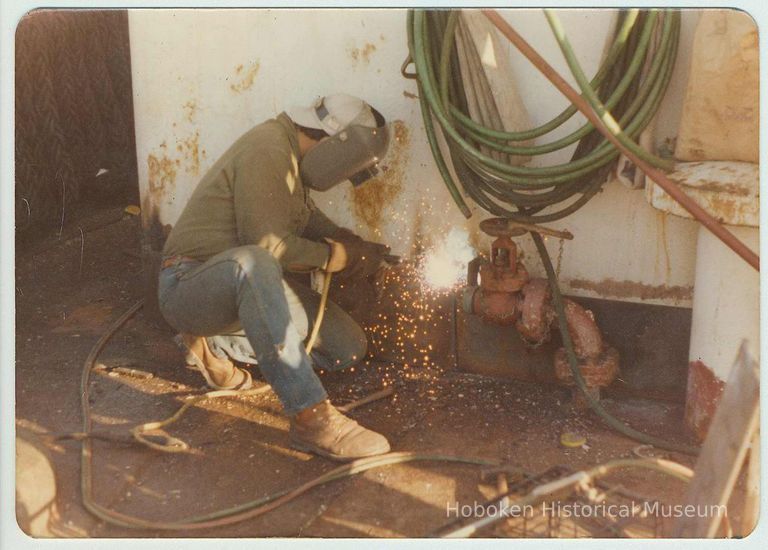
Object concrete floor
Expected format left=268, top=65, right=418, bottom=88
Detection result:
left=14, top=211, right=745, bottom=539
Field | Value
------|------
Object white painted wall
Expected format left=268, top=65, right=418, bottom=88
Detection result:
left=130, top=8, right=702, bottom=307
left=689, top=225, right=760, bottom=380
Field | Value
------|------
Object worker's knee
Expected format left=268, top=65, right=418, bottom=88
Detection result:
left=329, top=325, right=368, bottom=371
left=349, top=327, right=369, bottom=365
left=229, top=245, right=281, bottom=279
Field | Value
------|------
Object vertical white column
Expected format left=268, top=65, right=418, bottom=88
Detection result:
left=689, top=224, right=760, bottom=379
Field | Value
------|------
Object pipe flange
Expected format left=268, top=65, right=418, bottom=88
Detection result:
left=479, top=218, right=528, bottom=238
left=553, top=346, right=620, bottom=389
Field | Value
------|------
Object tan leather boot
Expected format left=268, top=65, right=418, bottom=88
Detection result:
left=174, top=334, right=253, bottom=390
left=290, top=400, right=390, bottom=461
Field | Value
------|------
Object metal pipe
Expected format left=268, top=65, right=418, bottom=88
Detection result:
left=562, top=298, right=604, bottom=358
left=481, top=9, right=759, bottom=272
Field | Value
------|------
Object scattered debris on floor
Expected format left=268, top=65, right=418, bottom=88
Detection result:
left=15, top=212, right=754, bottom=538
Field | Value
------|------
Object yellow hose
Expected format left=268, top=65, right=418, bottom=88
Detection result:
left=304, top=271, right=332, bottom=354
left=130, top=271, right=334, bottom=452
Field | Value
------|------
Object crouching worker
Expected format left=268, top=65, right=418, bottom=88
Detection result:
left=158, top=94, right=392, bottom=461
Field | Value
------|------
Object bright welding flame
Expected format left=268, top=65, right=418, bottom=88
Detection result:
left=420, top=228, right=476, bottom=291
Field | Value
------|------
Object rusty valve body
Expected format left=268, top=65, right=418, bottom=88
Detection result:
left=465, top=236, right=529, bottom=325
left=463, top=218, right=619, bottom=404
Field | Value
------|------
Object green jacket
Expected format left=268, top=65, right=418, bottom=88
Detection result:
left=163, top=113, right=339, bottom=271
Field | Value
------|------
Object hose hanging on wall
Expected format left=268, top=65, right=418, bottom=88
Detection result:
left=408, top=9, right=679, bottom=222
left=408, top=9, right=699, bottom=455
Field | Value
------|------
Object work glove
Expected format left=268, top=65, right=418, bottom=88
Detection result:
left=325, top=235, right=391, bottom=280
left=324, top=227, right=362, bottom=273
left=329, top=227, right=363, bottom=244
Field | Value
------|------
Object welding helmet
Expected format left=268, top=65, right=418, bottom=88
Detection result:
left=288, top=94, right=390, bottom=191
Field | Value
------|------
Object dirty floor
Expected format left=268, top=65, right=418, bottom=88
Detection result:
left=14, top=211, right=745, bottom=538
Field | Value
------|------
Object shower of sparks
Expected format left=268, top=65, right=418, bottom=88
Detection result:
left=361, top=259, right=450, bottom=386
left=419, top=228, right=476, bottom=291
left=345, top=226, right=479, bottom=389
left=330, top=195, right=481, bottom=390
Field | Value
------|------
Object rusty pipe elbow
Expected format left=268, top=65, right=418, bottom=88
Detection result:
left=562, top=299, right=604, bottom=359
left=554, top=299, right=619, bottom=392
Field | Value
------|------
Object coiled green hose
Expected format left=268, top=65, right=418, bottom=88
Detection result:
left=409, top=9, right=680, bottom=222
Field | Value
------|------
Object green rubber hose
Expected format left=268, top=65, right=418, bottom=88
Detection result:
left=544, top=9, right=675, bottom=171
left=409, top=9, right=680, bottom=222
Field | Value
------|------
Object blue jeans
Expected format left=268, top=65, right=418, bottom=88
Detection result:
left=157, top=245, right=368, bottom=415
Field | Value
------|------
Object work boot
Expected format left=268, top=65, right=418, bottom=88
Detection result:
left=289, top=400, right=390, bottom=461
left=174, top=334, right=253, bottom=390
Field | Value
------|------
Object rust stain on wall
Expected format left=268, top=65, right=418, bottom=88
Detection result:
left=685, top=360, right=725, bottom=441
left=147, top=151, right=177, bottom=193
left=175, top=130, right=201, bottom=176
left=656, top=211, right=671, bottom=280
left=349, top=42, right=377, bottom=64
left=350, top=120, right=409, bottom=231
left=669, top=164, right=754, bottom=197
left=681, top=180, right=752, bottom=197
left=707, top=194, right=742, bottom=224
left=143, top=128, right=203, bottom=237
left=143, top=145, right=178, bottom=236
left=230, top=61, right=260, bottom=93
left=569, top=278, right=693, bottom=302
left=182, top=99, right=197, bottom=124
